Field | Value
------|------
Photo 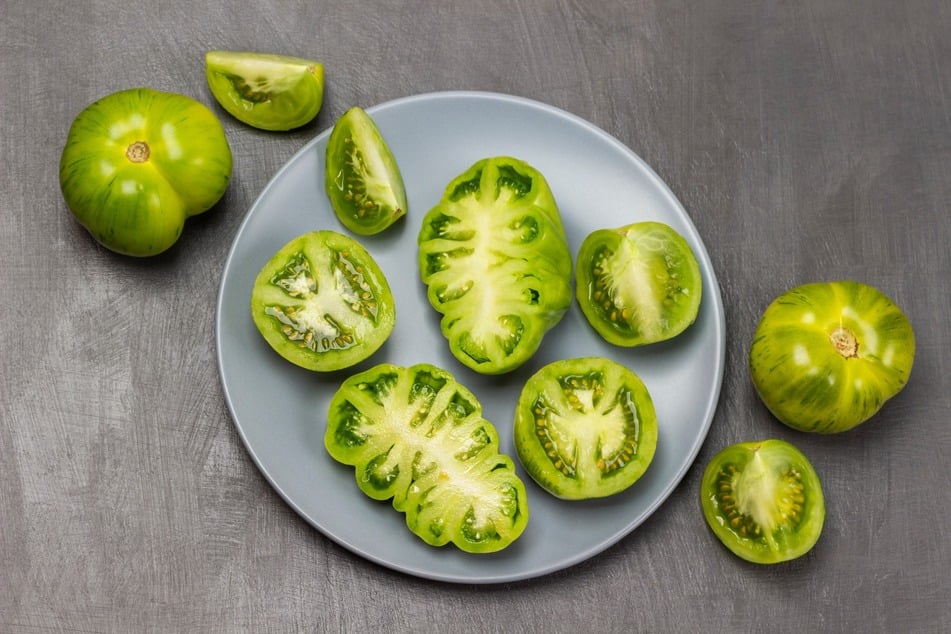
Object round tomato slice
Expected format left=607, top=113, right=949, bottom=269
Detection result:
left=513, top=357, right=658, bottom=500
left=205, top=50, right=324, bottom=131
left=59, top=87, right=233, bottom=257
left=576, top=221, right=702, bottom=347
left=250, top=230, right=395, bottom=372
left=749, top=280, right=915, bottom=433
left=700, top=439, right=825, bottom=564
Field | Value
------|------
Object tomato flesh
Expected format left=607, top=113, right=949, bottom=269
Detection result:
left=513, top=357, right=658, bottom=500
left=325, top=106, right=407, bottom=235
left=417, top=156, right=572, bottom=375
left=205, top=51, right=325, bottom=131
left=250, top=230, right=395, bottom=372
left=700, top=439, right=825, bottom=564
left=576, top=222, right=702, bottom=347
left=325, top=363, right=529, bottom=553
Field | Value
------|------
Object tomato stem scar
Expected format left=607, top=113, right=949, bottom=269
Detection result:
left=125, top=141, right=150, bottom=163
left=830, top=326, right=859, bottom=358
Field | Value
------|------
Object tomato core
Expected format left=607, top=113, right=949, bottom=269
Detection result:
left=125, top=141, right=150, bottom=163
left=829, top=326, right=858, bottom=358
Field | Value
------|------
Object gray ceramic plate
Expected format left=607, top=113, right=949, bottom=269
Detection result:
left=216, top=91, right=725, bottom=584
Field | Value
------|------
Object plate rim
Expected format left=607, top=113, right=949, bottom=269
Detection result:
left=215, top=90, right=726, bottom=584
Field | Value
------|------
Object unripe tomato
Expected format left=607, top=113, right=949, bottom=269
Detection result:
left=59, top=88, right=233, bottom=257
left=749, top=281, right=915, bottom=433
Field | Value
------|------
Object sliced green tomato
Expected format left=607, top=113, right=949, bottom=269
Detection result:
left=513, top=357, right=658, bottom=500
left=700, top=439, right=825, bottom=564
left=325, top=106, right=407, bottom=235
left=250, top=230, right=395, bottom=372
left=205, top=50, right=324, bottom=131
left=576, top=221, right=702, bottom=347
left=418, top=156, right=573, bottom=375
left=325, top=363, right=529, bottom=553
left=749, top=280, right=915, bottom=433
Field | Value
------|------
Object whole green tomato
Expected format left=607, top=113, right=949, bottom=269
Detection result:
left=59, top=88, right=233, bottom=257
left=749, top=281, right=915, bottom=433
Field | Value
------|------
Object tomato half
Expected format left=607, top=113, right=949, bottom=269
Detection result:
left=576, top=222, right=702, bottom=347
left=417, top=157, right=573, bottom=375
left=59, top=88, right=233, bottom=257
left=205, top=51, right=325, bottom=131
left=749, top=281, right=915, bottom=433
left=700, top=439, right=825, bottom=564
left=513, top=357, right=658, bottom=499
left=250, top=230, right=395, bottom=372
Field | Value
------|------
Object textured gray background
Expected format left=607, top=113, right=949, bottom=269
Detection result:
left=2, top=0, right=949, bottom=631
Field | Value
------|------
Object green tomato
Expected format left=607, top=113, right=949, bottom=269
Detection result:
left=576, top=221, right=702, bottom=347
left=205, top=51, right=325, bottom=131
left=418, top=156, right=573, bottom=375
left=325, top=362, right=530, bottom=553
left=700, top=439, right=825, bottom=564
left=749, top=281, right=915, bottom=433
left=59, top=88, right=233, bottom=257
left=250, top=230, right=395, bottom=372
left=513, top=357, right=658, bottom=500
left=325, top=106, right=407, bottom=235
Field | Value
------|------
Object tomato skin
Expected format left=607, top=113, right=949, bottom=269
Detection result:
left=325, top=363, right=529, bottom=553
left=59, top=87, right=232, bottom=257
left=325, top=106, right=407, bottom=235
left=250, top=230, right=395, bottom=372
left=417, top=156, right=572, bottom=375
left=205, top=51, right=325, bottom=131
left=575, top=222, right=702, bottom=347
left=700, top=439, right=825, bottom=564
left=513, top=357, right=658, bottom=500
left=749, top=281, right=915, bottom=433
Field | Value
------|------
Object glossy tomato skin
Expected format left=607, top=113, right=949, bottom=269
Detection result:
left=205, top=51, right=325, bottom=131
left=325, top=106, right=407, bottom=235
left=576, top=222, right=702, bottom=347
left=59, top=88, right=232, bottom=257
left=325, top=363, right=529, bottom=553
left=418, top=156, right=572, bottom=375
left=250, top=230, right=395, bottom=372
left=749, top=281, right=915, bottom=433
left=513, top=357, right=658, bottom=499
left=700, top=439, right=825, bottom=564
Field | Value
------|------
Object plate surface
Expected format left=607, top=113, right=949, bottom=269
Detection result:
left=216, top=91, right=725, bottom=583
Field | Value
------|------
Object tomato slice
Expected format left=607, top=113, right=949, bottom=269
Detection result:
left=325, top=106, right=407, bottom=235
left=325, top=363, right=529, bottom=553
left=250, top=230, right=395, bottom=372
left=205, top=50, right=324, bottom=131
left=576, top=222, right=702, bottom=347
left=700, top=439, right=825, bottom=564
left=513, top=357, right=658, bottom=500
left=417, top=157, right=573, bottom=375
